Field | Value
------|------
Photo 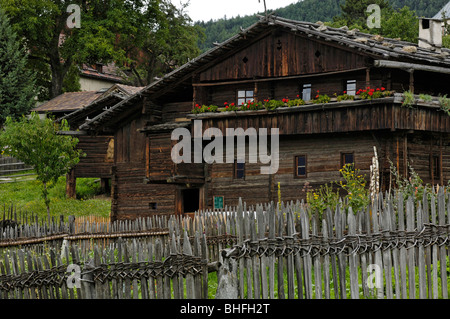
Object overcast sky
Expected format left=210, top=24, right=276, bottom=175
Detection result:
left=181, top=0, right=299, bottom=22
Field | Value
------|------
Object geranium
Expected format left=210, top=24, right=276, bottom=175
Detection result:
left=356, top=86, right=391, bottom=100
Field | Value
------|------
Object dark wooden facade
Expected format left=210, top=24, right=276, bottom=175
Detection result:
left=77, top=16, right=450, bottom=220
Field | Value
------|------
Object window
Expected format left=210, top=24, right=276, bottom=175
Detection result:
left=235, top=161, right=245, bottom=179
left=341, top=153, right=354, bottom=168
left=431, top=155, right=440, bottom=182
left=295, top=155, right=307, bottom=177
left=301, top=84, right=312, bottom=101
left=346, top=80, right=357, bottom=96
left=237, top=90, right=254, bottom=106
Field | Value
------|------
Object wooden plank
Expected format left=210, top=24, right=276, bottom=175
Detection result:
left=416, top=202, right=427, bottom=299
left=267, top=202, right=276, bottom=299
left=437, top=187, right=448, bottom=299
left=183, top=231, right=196, bottom=299
left=335, top=206, right=347, bottom=299
left=381, top=203, right=393, bottom=299
left=347, top=210, right=359, bottom=299
left=256, top=205, right=268, bottom=299
left=286, top=209, right=296, bottom=299
left=406, top=197, right=416, bottom=299
left=397, top=192, right=408, bottom=299
left=300, top=205, right=312, bottom=299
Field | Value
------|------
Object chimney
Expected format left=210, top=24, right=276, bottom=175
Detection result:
left=418, top=18, right=442, bottom=52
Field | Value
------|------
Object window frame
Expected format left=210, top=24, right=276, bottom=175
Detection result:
left=237, top=89, right=254, bottom=106
left=301, top=83, right=312, bottom=101
left=234, top=161, right=246, bottom=180
left=341, top=152, right=355, bottom=168
left=345, top=80, right=357, bottom=96
left=294, top=155, right=307, bottom=178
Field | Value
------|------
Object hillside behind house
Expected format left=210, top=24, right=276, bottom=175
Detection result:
left=196, top=0, right=449, bottom=51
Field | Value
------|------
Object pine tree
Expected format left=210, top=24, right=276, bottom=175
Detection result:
left=339, top=0, right=391, bottom=26
left=0, top=7, right=36, bottom=125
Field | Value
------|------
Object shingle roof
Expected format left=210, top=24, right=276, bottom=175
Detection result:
left=433, top=1, right=450, bottom=19
left=80, top=14, right=450, bottom=132
left=34, top=91, right=102, bottom=113
left=58, top=84, right=144, bottom=126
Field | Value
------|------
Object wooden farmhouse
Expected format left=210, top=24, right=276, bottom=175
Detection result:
left=54, top=84, right=143, bottom=197
left=76, top=15, right=450, bottom=221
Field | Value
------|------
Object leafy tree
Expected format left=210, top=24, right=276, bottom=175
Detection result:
left=337, top=0, right=391, bottom=27
left=0, top=7, right=36, bottom=125
left=123, top=0, right=205, bottom=86
left=0, top=112, right=84, bottom=220
left=1, top=0, right=204, bottom=98
left=381, top=6, right=419, bottom=43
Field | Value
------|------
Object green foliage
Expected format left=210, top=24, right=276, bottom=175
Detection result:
left=338, top=0, right=391, bottom=28
left=339, top=164, right=370, bottom=213
left=0, top=7, right=36, bottom=125
left=192, top=104, right=219, bottom=114
left=0, top=0, right=203, bottom=98
left=287, top=98, right=306, bottom=107
left=381, top=6, right=419, bottom=43
left=305, top=164, right=370, bottom=215
left=0, top=176, right=110, bottom=219
left=263, top=99, right=285, bottom=110
left=0, top=112, right=84, bottom=218
left=312, top=94, right=331, bottom=104
left=336, top=93, right=355, bottom=102
left=418, top=93, right=433, bottom=102
left=197, top=0, right=446, bottom=52
left=389, top=159, right=427, bottom=204
left=438, top=94, right=450, bottom=116
left=306, top=183, right=340, bottom=218
left=62, top=62, right=81, bottom=93
left=402, top=90, right=415, bottom=107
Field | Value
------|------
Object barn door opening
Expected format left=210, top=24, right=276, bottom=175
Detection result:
left=181, top=188, right=200, bottom=216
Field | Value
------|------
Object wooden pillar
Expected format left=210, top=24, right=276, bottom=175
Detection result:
left=408, top=69, right=414, bottom=93
left=66, top=169, right=76, bottom=199
left=254, top=82, right=259, bottom=103
left=365, top=68, right=371, bottom=87
left=440, top=134, right=444, bottom=185
left=403, top=133, right=408, bottom=177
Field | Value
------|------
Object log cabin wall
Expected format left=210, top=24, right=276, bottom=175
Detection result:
left=199, top=30, right=370, bottom=82
left=73, top=135, right=113, bottom=179
left=111, top=114, right=177, bottom=221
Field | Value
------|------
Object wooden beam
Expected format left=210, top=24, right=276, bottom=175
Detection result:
left=374, top=60, right=450, bottom=75
left=192, top=67, right=368, bottom=87
left=57, top=130, right=88, bottom=136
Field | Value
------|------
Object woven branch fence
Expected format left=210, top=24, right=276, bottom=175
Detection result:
left=1, top=187, right=450, bottom=299
left=218, top=187, right=450, bottom=299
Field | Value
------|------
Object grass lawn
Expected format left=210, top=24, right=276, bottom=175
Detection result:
left=0, top=172, right=111, bottom=220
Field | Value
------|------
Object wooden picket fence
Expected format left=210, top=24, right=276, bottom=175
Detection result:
left=0, top=231, right=208, bottom=299
left=217, top=188, right=450, bottom=299
left=1, top=187, right=450, bottom=299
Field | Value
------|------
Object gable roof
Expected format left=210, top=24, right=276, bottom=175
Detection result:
left=433, top=1, right=450, bottom=19
left=34, top=91, right=103, bottom=114
left=80, top=14, right=450, bottom=132
left=58, top=83, right=144, bottom=127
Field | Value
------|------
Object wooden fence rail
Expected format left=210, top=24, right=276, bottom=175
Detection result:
left=215, top=188, right=450, bottom=299
left=0, top=156, right=33, bottom=176
left=0, top=230, right=208, bottom=299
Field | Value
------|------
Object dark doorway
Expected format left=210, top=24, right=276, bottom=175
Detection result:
left=182, top=188, right=200, bottom=214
